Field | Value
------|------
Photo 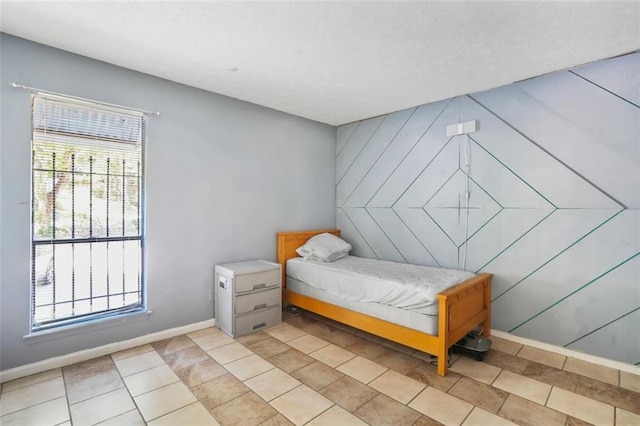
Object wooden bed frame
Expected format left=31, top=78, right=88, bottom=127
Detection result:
left=277, top=229, right=492, bottom=376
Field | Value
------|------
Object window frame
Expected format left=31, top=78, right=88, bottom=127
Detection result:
left=29, top=94, right=147, bottom=332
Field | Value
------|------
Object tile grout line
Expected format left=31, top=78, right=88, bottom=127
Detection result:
left=544, top=384, right=553, bottom=407
left=97, top=354, right=143, bottom=425
left=5, top=373, right=59, bottom=419
left=494, top=388, right=509, bottom=420
left=160, top=334, right=221, bottom=424
left=366, top=367, right=389, bottom=386
left=205, top=339, right=258, bottom=421
left=274, top=327, right=380, bottom=425
left=459, top=405, right=475, bottom=426
left=514, top=344, right=525, bottom=358
left=404, top=383, right=427, bottom=408
left=490, top=368, right=502, bottom=387
left=303, top=402, right=336, bottom=425
left=57, top=371, right=72, bottom=424
left=212, top=328, right=344, bottom=425
left=0, top=390, right=69, bottom=423
left=121, top=347, right=163, bottom=424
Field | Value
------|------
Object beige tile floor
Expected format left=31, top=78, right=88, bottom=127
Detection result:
left=1, top=310, right=639, bottom=426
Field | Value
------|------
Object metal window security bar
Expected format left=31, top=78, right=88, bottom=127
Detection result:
left=30, top=92, right=149, bottom=331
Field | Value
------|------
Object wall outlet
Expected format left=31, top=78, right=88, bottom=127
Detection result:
left=209, top=290, right=214, bottom=301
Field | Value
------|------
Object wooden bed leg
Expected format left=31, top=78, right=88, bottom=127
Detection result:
left=437, top=347, right=448, bottom=376
left=482, top=319, right=491, bottom=337
left=437, top=295, right=448, bottom=376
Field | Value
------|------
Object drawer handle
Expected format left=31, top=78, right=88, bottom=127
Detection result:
left=252, top=283, right=267, bottom=290
left=253, top=303, right=267, bottom=311
left=252, top=322, right=266, bottom=330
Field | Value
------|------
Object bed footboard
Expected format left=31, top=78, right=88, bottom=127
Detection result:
left=437, top=272, right=492, bottom=376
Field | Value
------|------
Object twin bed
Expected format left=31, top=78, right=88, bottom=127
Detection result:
left=277, top=229, right=492, bottom=376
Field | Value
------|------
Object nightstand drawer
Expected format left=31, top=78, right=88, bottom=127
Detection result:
left=235, top=287, right=280, bottom=315
left=235, top=306, right=281, bottom=335
left=234, top=268, right=280, bottom=294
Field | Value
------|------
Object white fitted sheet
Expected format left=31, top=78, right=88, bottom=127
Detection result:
left=286, top=256, right=474, bottom=315
left=287, top=277, right=439, bottom=335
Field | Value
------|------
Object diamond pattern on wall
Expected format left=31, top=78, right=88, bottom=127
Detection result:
left=423, top=171, right=501, bottom=247
left=335, top=53, right=640, bottom=364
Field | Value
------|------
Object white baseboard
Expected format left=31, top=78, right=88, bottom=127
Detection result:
left=491, top=329, right=640, bottom=375
left=0, top=319, right=216, bottom=384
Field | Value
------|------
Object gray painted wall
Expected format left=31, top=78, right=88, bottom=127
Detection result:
left=336, top=53, right=639, bottom=365
left=0, top=34, right=336, bottom=371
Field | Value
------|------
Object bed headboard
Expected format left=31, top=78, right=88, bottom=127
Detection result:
left=276, top=229, right=341, bottom=290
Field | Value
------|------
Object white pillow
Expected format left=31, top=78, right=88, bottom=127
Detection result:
left=296, top=233, right=352, bottom=262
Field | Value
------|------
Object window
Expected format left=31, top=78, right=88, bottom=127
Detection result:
left=31, top=95, right=145, bottom=331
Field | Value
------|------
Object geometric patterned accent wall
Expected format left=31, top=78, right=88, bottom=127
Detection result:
left=336, top=53, right=640, bottom=365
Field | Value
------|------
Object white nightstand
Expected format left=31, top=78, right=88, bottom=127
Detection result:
left=214, top=260, right=282, bottom=337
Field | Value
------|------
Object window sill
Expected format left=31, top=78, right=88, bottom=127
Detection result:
left=23, top=309, right=152, bottom=345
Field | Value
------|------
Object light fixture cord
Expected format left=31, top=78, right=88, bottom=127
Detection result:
left=462, top=133, right=471, bottom=271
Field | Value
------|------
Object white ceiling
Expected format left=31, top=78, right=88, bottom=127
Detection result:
left=1, top=1, right=639, bottom=126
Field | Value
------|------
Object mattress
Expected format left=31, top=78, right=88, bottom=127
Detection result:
left=286, top=256, right=474, bottom=315
left=287, top=277, right=439, bottom=335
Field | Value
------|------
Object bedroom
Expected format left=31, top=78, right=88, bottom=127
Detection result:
left=0, top=1, right=638, bottom=425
